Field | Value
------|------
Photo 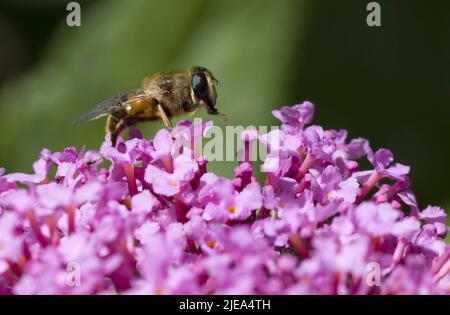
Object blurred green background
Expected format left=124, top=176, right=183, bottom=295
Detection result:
left=0, top=0, right=449, bottom=214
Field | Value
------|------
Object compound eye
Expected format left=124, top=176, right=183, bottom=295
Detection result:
left=192, top=72, right=208, bottom=99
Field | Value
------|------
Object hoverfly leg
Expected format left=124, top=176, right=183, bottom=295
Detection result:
left=110, top=118, right=129, bottom=147
left=87, top=157, right=102, bottom=166
left=157, top=103, right=173, bottom=131
left=106, top=114, right=120, bottom=146
left=110, top=116, right=144, bottom=146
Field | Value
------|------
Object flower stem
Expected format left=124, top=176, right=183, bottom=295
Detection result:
left=47, top=215, right=59, bottom=244
left=67, top=205, right=76, bottom=235
left=388, top=238, right=408, bottom=273
left=433, top=259, right=450, bottom=283
left=26, top=209, right=48, bottom=247
left=357, top=171, right=382, bottom=202
left=6, top=259, right=22, bottom=278
left=295, top=154, right=315, bottom=182
left=174, top=194, right=188, bottom=223
left=386, top=180, right=401, bottom=201
left=432, top=249, right=450, bottom=283
left=162, top=156, right=174, bottom=173
left=123, top=163, right=138, bottom=197
left=288, top=233, right=309, bottom=259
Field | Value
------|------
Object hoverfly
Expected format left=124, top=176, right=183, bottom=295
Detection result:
left=76, top=66, right=226, bottom=146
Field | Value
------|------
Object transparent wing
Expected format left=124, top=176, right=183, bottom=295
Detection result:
left=73, top=89, right=147, bottom=124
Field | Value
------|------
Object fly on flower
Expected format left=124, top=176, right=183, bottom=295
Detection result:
left=75, top=66, right=227, bottom=146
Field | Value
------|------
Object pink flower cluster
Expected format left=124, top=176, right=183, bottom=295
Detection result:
left=0, top=102, right=449, bottom=294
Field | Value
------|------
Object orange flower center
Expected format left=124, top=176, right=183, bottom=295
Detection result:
left=227, top=206, right=236, bottom=214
